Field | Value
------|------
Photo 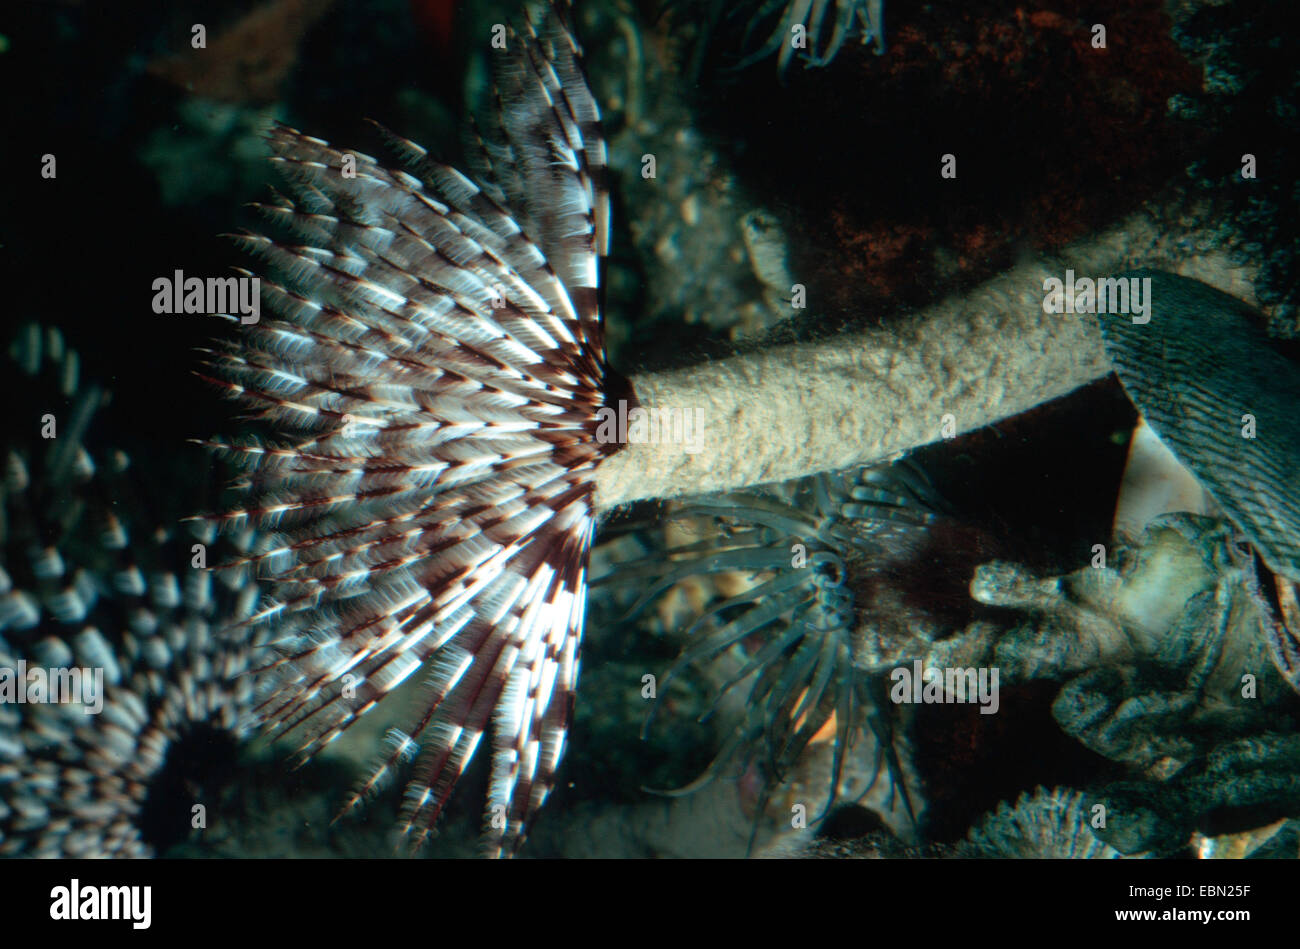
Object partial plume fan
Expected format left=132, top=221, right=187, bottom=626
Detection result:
left=197, top=7, right=618, bottom=855
left=1, top=326, right=263, bottom=858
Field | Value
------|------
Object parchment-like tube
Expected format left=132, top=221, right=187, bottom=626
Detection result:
left=594, top=210, right=1262, bottom=513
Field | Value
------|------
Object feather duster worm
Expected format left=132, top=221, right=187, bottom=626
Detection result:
left=0, top=327, right=261, bottom=857
left=199, top=7, right=622, bottom=854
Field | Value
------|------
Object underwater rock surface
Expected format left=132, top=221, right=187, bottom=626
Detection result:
left=3, top=0, right=1300, bottom=863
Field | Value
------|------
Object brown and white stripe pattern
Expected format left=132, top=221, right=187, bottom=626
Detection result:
left=1, top=326, right=263, bottom=857
left=199, top=7, right=617, bottom=854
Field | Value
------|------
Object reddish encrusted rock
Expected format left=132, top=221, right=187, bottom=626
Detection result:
left=708, top=0, right=1201, bottom=321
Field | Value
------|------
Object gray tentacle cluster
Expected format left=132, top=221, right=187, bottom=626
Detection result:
left=739, top=0, right=884, bottom=72
left=611, top=461, right=943, bottom=844
left=964, top=787, right=1132, bottom=859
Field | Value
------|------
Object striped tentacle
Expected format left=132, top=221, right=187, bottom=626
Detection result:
left=201, top=6, right=614, bottom=855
